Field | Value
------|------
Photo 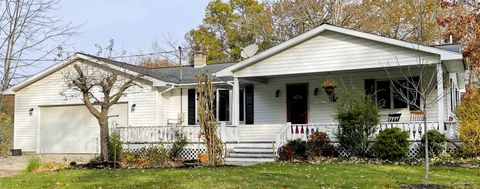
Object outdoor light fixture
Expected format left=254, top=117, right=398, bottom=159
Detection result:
left=275, top=89, right=280, bottom=97
left=29, top=108, right=34, bottom=116
left=131, top=104, right=136, bottom=112
left=313, top=88, right=319, bottom=96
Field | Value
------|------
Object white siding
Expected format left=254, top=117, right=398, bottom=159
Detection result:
left=235, top=31, right=440, bottom=77
left=159, top=88, right=192, bottom=126
left=252, top=69, right=440, bottom=124
left=14, top=61, right=157, bottom=152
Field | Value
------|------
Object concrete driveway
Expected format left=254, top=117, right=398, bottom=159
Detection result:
left=0, top=156, right=29, bottom=178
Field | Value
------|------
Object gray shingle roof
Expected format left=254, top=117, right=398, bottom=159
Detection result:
left=79, top=53, right=234, bottom=84
left=432, top=44, right=462, bottom=53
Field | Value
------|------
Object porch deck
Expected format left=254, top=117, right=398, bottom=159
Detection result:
left=116, top=121, right=458, bottom=162
left=116, top=121, right=458, bottom=145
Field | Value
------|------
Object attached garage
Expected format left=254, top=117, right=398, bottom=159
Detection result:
left=38, top=104, right=128, bottom=154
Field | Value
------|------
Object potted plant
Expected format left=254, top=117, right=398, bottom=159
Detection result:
left=321, top=79, right=337, bottom=95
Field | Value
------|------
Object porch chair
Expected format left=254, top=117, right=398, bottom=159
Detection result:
left=387, top=113, right=402, bottom=122
left=410, top=111, right=424, bottom=122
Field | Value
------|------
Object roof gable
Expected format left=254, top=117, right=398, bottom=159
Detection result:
left=216, top=24, right=463, bottom=77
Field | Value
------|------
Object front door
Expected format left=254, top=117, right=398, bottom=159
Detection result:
left=287, top=83, right=308, bottom=124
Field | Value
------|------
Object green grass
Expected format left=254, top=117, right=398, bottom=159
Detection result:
left=0, top=163, right=479, bottom=188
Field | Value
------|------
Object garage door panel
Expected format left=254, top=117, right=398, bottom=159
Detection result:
left=39, top=104, right=127, bottom=154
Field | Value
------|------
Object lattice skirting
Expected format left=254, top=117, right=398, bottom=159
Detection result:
left=122, top=144, right=207, bottom=160
left=333, top=141, right=461, bottom=158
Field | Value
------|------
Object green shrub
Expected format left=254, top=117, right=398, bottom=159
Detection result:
left=25, top=158, right=41, bottom=173
left=277, top=139, right=307, bottom=161
left=420, top=130, right=447, bottom=157
left=307, top=131, right=336, bottom=158
left=371, top=128, right=410, bottom=160
left=107, top=132, right=123, bottom=161
left=168, top=130, right=188, bottom=160
left=0, top=113, right=13, bottom=155
left=335, top=88, right=380, bottom=157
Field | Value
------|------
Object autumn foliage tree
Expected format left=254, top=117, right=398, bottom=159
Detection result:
left=438, top=0, right=480, bottom=84
left=455, top=86, right=480, bottom=157
left=188, top=0, right=443, bottom=64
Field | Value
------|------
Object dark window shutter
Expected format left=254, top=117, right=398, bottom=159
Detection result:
left=239, top=89, right=245, bottom=122
left=408, top=76, right=421, bottom=110
left=364, top=79, right=376, bottom=100
left=245, top=85, right=254, bottom=124
left=187, top=89, right=196, bottom=125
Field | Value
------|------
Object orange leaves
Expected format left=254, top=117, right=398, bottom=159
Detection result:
left=438, top=1, right=480, bottom=84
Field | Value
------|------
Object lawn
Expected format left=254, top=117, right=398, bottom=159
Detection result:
left=0, top=163, right=478, bottom=189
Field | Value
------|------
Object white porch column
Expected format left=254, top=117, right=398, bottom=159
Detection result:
left=232, top=77, right=240, bottom=126
left=436, top=63, right=445, bottom=123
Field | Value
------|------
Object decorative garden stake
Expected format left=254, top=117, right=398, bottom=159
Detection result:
left=321, top=79, right=337, bottom=102
left=196, top=72, right=224, bottom=166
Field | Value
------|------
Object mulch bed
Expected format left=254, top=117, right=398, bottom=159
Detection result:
left=399, top=184, right=447, bottom=189
left=70, top=161, right=121, bottom=169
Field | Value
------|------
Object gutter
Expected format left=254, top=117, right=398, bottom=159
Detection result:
left=159, top=83, right=176, bottom=94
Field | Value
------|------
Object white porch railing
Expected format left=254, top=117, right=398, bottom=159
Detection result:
left=274, top=122, right=459, bottom=150
left=116, top=122, right=239, bottom=144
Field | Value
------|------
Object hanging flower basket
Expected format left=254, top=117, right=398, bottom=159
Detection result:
left=321, top=79, right=337, bottom=95
left=324, top=86, right=335, bottom=95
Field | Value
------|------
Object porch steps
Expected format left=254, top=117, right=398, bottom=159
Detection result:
left=225, top=143, right=276, bottom=163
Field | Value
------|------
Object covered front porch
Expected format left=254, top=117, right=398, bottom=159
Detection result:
left=228, top=64, right=455, bottom=130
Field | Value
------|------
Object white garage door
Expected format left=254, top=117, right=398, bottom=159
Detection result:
left=39, top=104, right=128, bottom=153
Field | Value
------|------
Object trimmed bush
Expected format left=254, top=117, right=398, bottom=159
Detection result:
left=335, top=88, right=380, bottom=157
left=307, top=131, right=336, bottom=158
left=277, top=139, right=307, bottom=161
left=420, top=130, right=447, bottom=157
left=371, top=128, right=410, bottom=160
left=107, top=132, right=123, bottom=161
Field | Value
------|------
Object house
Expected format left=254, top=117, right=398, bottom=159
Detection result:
left=5, top=24, right=465, bottom=162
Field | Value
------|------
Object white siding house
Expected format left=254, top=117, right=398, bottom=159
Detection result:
left=5, top=24, right=465, bottom=158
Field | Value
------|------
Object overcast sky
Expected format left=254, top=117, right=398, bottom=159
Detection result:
left=22, top=0, right=210, bottom=76
left=59, top=0, right=209, bottom=54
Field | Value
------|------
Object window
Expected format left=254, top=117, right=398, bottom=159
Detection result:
left=365, top=78, right=420, bottom=110
left=393, top=80, right=408, bottom=109
left=377, top=81, right=391, bottom=109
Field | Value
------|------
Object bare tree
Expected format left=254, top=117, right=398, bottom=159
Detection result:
left=62, top=60, right=143, bottom=161
left=0, top=0, right=77, bottom=110
left=383, top=52, right=449, bottom=184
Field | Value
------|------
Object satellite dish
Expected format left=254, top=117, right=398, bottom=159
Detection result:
left=240, top=44, right=259, bottom=59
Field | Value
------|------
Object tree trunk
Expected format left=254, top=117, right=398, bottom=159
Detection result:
left=423, top=108, right=429, bottom=184
left=98, top=119, right=109, bottom=161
